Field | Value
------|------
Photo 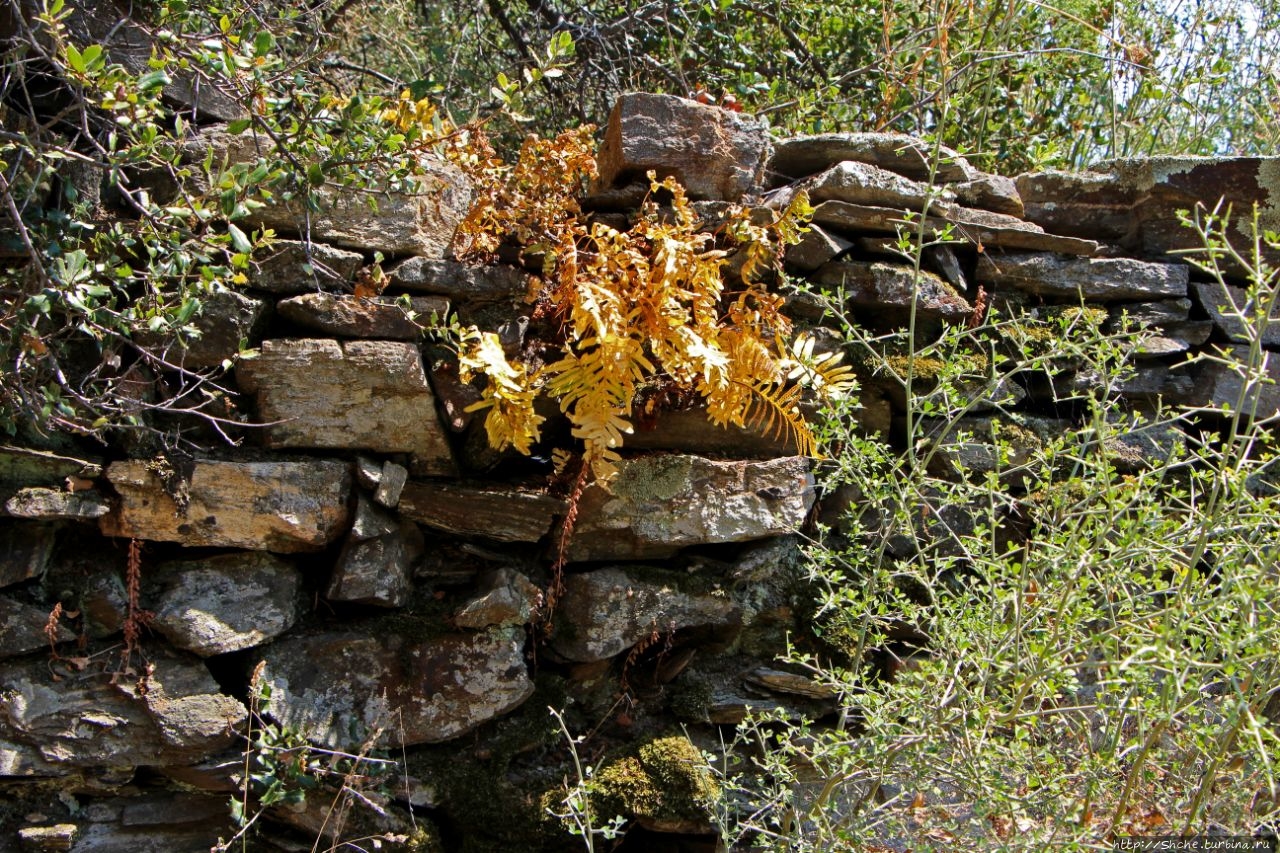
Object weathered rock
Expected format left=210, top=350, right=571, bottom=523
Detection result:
left=398, top=481, right=565, bottom=542
left=627, top=406, right=798, bottom=457
left=976, top=253, right=1188, bottom=301
left=1091, top=156, right=1280, bottom=262
left=236, top=339, right=455, bottom=475
left=769, top=132, right=977, bottom=183
left=387, top=257, right=530, bottom=301
left=17, top=823, right=77, bottom=851
left=5, top=488, right=110, bottom=521
left=923, top=416, right=1065, bottom=481
left=246, top=239, right=365, bottom=294
left=373, top=460, right=409, bottom=508
left=566, top=454, right=814, bottom=562
left=0, top=648, right=245, bottom=775
left=149, top=552, right=302, bottom=657
left=101, top=457, right=351, bottom=552
left=1192, top=280, right=1280, bottom=346
left=925, top=244, right=967, bottom=290
left=183, top=128, right=473, bottom=257
left=1107, top=299, right=1192, bottom=329
left=1109, top=363, right=1199, bottom=404
left=354, top=455, right=384, bottom=490
left=810, top=200, right=1098, bottom=255
left=953, top=174, right=1024, bottom=217
left=55, top=0, right=244, bottom=122
left=1014, top=168, right=1136, bottom=240
left=276, top=292, right=449, bottom=339
left=0, top=597, right=72, bottom=658
left=139, top=289, right=268, bottom=370
left=596, top=93, right=772, bottom=202
left=0, top=446, right=102, bottom=506
left=812, top=261, right=971, bottom=322
left=1192, top=346, right=1280, bottom=417
left=453, top=568, right=542, bottom=629
left=784, top=223, right=853, bottom=272
left=552, top=567, right=739, bottom=662
left=327, top=505, right=422, bottom=608
left=0, top=522, right=57, bottom=589
left=773, top=160, right=952, bottom=211
left=1105, top=412, right=1185, bottom=472
left=257, top=627, right=533, bottom=749
left=15, top=793, right=234, bottom=853
left=744, top=667, right=836, bottom=700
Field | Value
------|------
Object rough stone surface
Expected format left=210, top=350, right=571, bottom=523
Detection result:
left=627, top=407, right=798, bottom=457
left=769, top=132, right=977, bottom=183
left=454, top=568, right=542, bottom=629
left=0, top=649, right=245, bottom=775
left=277, top=292, right=448, bottom=339
left=327, top=502, right=422, bottom=608
left=567, top=454, right=815, bottom=562
left=101, top=458, right=351, bottom=552
left=398, top=481, right=566, bottom=542
left=551, top=566, right=741, bottom=662
left=387, top=258, right=530, bottom=300
left=257, top=628, right=534, bottom=749
left=246, top=239, right=364, bottom=294
left=236, top=339, right=455, bottom=475
left=150, top=552, right=302, bottom=657
left=1192, top=280, right=1280, bottom=346
left=976, top=253, right=1188, bottom=301
left=5, top=487, right=109, bottom=520
left=953, top=174, right=1024, bottom=217
left=596, top=93, right=772, bottom=202
left=810, top=200, right=1098, bottom=255
left=1092, top=156, right=1280, bottom=262
left=774, top=160, right=951, bottom=211
left=813, top=261, right=971, bottom=321
left=0, top=447, right=102, bottom=505
left=0, top=522, right=57, bottom=589
left=1193, top=346, right=1280, bottom=417
left=184, top=128, right=473, bottom=257
left=0, top=597, right=72, bottom=659
left=373, top=460, right=409, bottom=508
left=784, top=223, right=853, bottom=272
left=140, top=290, right=268, bottom=370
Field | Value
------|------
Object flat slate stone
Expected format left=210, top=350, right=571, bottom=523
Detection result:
left=100, top=458, right=351, bottom=553
left=257, top=628, right=534, bottom=749
left=1192, top=280, right=1280, bottom=347
left=769, top=132, right=977, bottom=183
left=0, top=597, right=72, bottom=659
left=953, top=174, right=1024, bottom=217
left=812, top=261, right=971, bottom=321
left=387, top=258, right=530, bottom=300
left=5, top=488, right=110, bottom=520
left=236, top=338, right=455, bottom=475
left=976, top=253, right=1188, bottom=301
left=773, top=160, right=951, bottom=211
left=246, top=239, right=364, bottom=295
left=566, top=454, right=815, bottom=562
left=0, top=522, right=57, bottom=589
left=276, top=292, right=449, bottom=339
left=596, top=93, right=772, bottom=202
left=398, top=481, right=566, bottom=542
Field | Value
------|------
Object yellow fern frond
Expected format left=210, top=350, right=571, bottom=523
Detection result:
left=744, top=381, right=816, bottom=457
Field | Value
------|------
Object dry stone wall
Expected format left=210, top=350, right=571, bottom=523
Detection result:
left=3, top=92, right=1280, bottom=851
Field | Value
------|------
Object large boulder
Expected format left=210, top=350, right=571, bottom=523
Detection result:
left=100, top=457, right=351, bottom=552
left=236, top=339, right=455, bottom=475
left=596, top=93, right=772, bottom=202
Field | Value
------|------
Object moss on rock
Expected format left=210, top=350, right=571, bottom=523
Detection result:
left=590, top=735, right=720, bottom=833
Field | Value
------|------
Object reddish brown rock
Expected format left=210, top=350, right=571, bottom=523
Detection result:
left=398, top=481, right=565, bottom=543
left=596, top=93, right=772, bottom=202
left=769, top=132, right=977, bottom=183
left=101, top=458, right=351, bottom=553
left=276, top=292, right=449, bottom=339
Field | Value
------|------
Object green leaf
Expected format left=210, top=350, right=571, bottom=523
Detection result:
left=136, top=70, right=170, bottom=92
left=80, top=44, right=103, bottom=71
left=306, top=163, right=324, bottom=187
left=254, top=30, right=273, bottom=57
left=227, top=223, right=253, bottom=254
left=227, top=117, right=251, bottom=134
left=64, top=44, right=85, bottom=74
